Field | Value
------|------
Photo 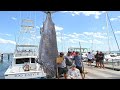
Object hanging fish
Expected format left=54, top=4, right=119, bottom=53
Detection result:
left=38, top=11, right=58, bottom=78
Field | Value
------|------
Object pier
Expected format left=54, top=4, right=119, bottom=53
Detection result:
left=59, top=62, right=120, bottom=79
left=82, top=62, right=120, bottom=79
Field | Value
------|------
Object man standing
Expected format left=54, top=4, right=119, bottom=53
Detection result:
left=87, top=52, right=93, bottom=66
left=99, top=51, right=105, bottom=69
left=95, top=51, right=100, bottom=68
left=73, top=51, right=84, bottom=79
left=56, top=52, right=68, bottom=79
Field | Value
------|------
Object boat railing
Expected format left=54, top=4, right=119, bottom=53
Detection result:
left=14, top=51, right=37, bottom=57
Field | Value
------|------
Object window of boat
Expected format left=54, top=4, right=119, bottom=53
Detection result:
left=117, top=53, right=120, bottom=56
left=16, top=58, right=30, bottom=64
left=31, top=58, right=35, bottom=63
left=110, top=55, right=116, bottom=57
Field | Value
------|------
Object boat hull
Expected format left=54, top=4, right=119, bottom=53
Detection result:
left=4, top=71, right=46, bottom=79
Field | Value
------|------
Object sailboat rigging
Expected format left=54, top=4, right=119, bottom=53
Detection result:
left=106, top=12, right=120, bottom=52
left=104, top=11, right=120, bottom=62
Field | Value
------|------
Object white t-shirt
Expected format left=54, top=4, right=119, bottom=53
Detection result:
left=67, top=68, right=81, bottom=79
left=87, top=53, right=93, bottom=59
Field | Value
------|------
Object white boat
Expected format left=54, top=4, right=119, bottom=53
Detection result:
left=4, top=44, right=46, bottom=79
left=104, top=53, right=120, bottom=62
left=82, top=52, right=88, bottom=61
left=4, top=18, right=46, bottom=79
left=103, top=12, right=120, bottom=63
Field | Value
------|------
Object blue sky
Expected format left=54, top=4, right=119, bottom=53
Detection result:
left=0, top=11, right=120, bottom=53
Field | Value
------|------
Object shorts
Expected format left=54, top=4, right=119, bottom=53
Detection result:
left=99, top=60, right=104, bottom=64
left=76, top=66, right=83, bottom=73
left=88, top=59, right=92, bottom=62
left=58, top=67, right=68, bottom=75
left=96, top=59, right=100, bottom=62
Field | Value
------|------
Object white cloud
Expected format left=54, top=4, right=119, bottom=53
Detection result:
left=110, top=18, right=118, bottom=21
left=40, top=25, right=63, bottom=31
left=36, top=26, right=40, bottom=29
left=5, top=34, right=11, bottom=36
left=115, top=30, right=120, bottom=34
left=57, top=37, right=62, bottom=43
left=61, top=11, right=105, bottom=19
left=0, top=38, right=16, bottom=44
left=0, top=33, right=12, bottom=36
left=83, top=32, right=94, bottom=36
left=102, top=26, right=105, bottom=30
left=93, top=39, right=103, bottom=44
left=55, top=25, right=63, bottom=31
left=83, top=32, right=107, bottom=39
left=110, top=15, right=120, bottom=21
left=11, top=17, right=17, bottom=21
left=118, top=16, right=120, bottom=18
left=36, top=36, right=41, bottom=39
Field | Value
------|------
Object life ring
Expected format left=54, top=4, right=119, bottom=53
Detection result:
left=23, top=64, right=30, bottom=71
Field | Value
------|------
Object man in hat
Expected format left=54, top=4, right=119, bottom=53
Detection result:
left=67, top=64, right=81, bottom=79
left=73, top=51, right=84, bottom=79
left=56, top=52, right=68, bottom=79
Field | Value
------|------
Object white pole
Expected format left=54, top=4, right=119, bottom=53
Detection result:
left=106, top=11, right=111, bottom=53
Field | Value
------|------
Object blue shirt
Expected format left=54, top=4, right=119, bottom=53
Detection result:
left=73, top=55, right=83, bottom=67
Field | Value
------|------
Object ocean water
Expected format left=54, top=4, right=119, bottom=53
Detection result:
left=0, top=54, right=13, bottom=79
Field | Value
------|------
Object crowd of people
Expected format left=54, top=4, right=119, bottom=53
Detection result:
left=56, top=50, right=105, bottom=79
left=56, top=51, right=84, bottom=79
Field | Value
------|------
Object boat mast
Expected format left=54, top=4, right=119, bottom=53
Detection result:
left=106, top=11, right=111, bottom=53
left=61, top=31, right=63, bottom=52
left=106, top=11, right=120, bottom=52
left=91, top=35, right=94, bottom=52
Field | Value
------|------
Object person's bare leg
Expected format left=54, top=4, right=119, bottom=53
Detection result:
left=96, top=62, right=98, bottom=68
left=102, top=63, right=105, bottom=69
left=100, top=62, right=102, bottom=68
left=97, top=62, right=100, bottom=68
left=64, top=74, right=67, bottom=79
left=90, top=61, right=92, bottom=67
left=88, top=61, right=89, bottom=66
left=80, top=73, right=84, bottom=79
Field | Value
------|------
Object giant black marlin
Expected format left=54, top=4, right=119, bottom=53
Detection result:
left=38, top=11, right=58, bottom=78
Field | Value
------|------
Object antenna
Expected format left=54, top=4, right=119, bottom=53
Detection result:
left=91, top=35, right=94, bottom=52
left=61, top=31, right=63, bottom=52
left=79, top=41, right=81, bottom=54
